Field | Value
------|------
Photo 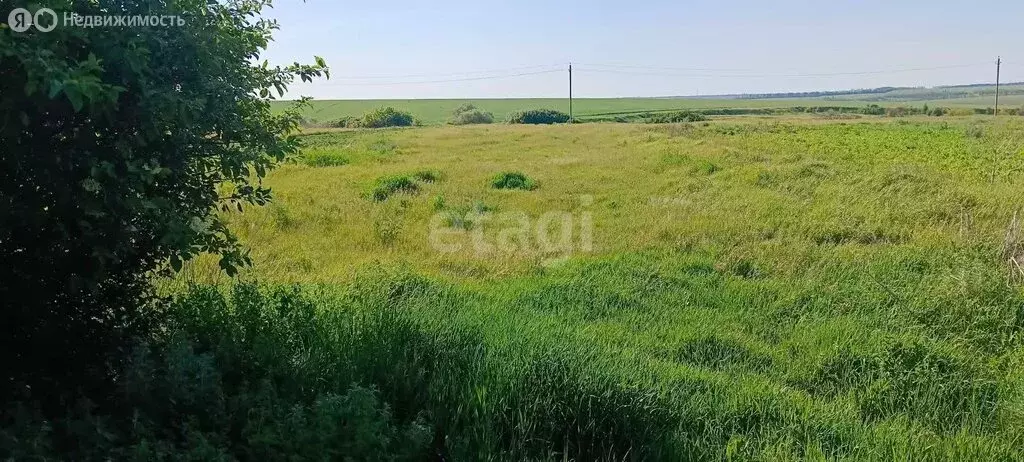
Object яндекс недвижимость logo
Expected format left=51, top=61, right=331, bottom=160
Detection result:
left=7, top=7, right=57, bottom=32
left=5, top=7, right=184, bottom=32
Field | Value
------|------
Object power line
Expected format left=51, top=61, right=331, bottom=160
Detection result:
left=575, top=63, right=756, bottom=72
left=573, top=62, right=986, bottom=78
left=328, top=64, right=564, bottom=80
left=317, top=68, right=562, bottom=87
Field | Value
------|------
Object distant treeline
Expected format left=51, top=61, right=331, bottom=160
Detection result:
left=721, top=82, right=1024, bottom=101
left=737, top=87, right=913, bottom=99
left=938, top=81, right=1024, bottom=89
left=582, top=104, right=1023, bottom=121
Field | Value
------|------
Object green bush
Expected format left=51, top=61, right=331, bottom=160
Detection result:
left=449, top=104, right=495, bottom=125
left=491, top=171, right=538, bottom=190
left=368, top=175, right=420, bottom=201
left=644, top=111, right=708, bottom=124
left=328, top=116, right=362, bottom=128
left=507, top=109, right=570, bottom=125
left=361, top=107, right=416, bottom=128
left=861, top=104, right=886, bottom=115
left=452, top=103, right=479, bottom=115
left=885, top=106, right=911, bottom=117
left=450, top=109, right=495, bottom=125
left=946, top=108, right=975, bottom=117
left=0, top=0, right=326, bottom=402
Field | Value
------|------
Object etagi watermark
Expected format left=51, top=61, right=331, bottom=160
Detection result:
left=6, top=8, right=184, bottom=33
left=428, top=195, right=594, bottom=257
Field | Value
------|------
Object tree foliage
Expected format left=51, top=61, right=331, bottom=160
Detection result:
left=507, top=109, right=570, bottom=124
left=361, top=106, right=416, bottom=128
left=0, top=0, right=327, bottom=401
left=449, top=104, right=494, bottom=125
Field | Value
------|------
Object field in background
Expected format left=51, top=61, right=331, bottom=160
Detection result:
left=272, top=85, right=1024, bottom=125
left=171, top=116, right=1024, bottom=458
left=276, top=97, right=870, bottom=125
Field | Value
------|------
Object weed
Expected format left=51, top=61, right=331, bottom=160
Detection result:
left=368, top=175, right=419, bottom=201
left=491, top=171, right=537, bottom=190
left=302, top=149, right=350, bottom=167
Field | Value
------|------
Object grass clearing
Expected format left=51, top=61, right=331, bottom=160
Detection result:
left=167, top=115, right=1024, bottom=459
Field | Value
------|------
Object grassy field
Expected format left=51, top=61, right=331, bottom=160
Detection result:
left=276, top=98, right=865, bottom=125
left=273, top=93, right=1023, bottom=125
left=171, top=116, right=1024, bottom=459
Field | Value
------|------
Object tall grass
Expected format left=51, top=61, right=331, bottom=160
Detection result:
left=125, top=117, right=1024, bottom=459
left=26, top=246, right=1023, bottom=459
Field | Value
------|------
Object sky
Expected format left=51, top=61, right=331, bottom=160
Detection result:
left=262, top=0, right=1024, bottom=99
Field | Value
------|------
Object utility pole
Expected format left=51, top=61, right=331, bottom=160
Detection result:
left=568, top=63, right=573, bottom=123
left=995, top=56, right=1002, bottom=116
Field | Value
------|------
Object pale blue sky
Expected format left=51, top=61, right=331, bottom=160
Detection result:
left=263, top=0, right=1023, bottom=99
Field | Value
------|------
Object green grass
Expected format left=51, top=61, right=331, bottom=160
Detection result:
left=160, top=116, right=1024, bottom=459
left=278, top=98, right=868, bottom=125
left=276, top=95, right=1022, bottom=126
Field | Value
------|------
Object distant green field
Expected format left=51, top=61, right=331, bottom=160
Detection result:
left=274, top=98, right=871, bottom=125
left=274, top=94, right=1017, bottom=125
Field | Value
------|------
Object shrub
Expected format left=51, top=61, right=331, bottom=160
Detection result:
left=491, top=171, right=538, bottom=190
left=368, top=175, right=420, bottom=201
left=860, top=104, right=886, bottom=115
left=507, top=109, right=570, bottom=124
left=929, top=107, right=947, bottom=116
left=451, top=103, right=478, bottom=115
left=946, top=108, right=975, bottom=117
left=361, top=107, right=415, bottom=128
left=0, top=0, right=326, bottom=402
left=885, top=106, right=911, bottom=117
left=644, top=111, right=708, bottom=124
left=328, top=116, right=362, bottom=128
left=450, top=109, right=495, bottom=125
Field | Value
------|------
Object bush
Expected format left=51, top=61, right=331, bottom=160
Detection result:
left=368, top=175, right=420, bottom=201
left=328, top=116, right=362, bottom=128
left=861, top=104, right=886, bottom=115
left=886, top=106, right=911, bottom=117
left=929, top=107, right=947, bottom=116
left=450, top=109, right=495, bottom=125
left=644, top=111, right=708, bottom=124
left=0, top=1, right=326, bottom=403
left=452, top=103, right=479, bottom=115
left=491, top=171, right=538, bottom=190
left=946, top=108, right=975, bottom=117
left=507, top=109, right=570, bottom=125
left=361, top=107, right=415, bottom=128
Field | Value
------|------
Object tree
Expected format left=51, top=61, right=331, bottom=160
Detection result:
left=0, top=0, right=327, bottom=402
